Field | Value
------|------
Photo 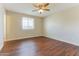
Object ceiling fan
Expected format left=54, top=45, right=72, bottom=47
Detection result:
left=32, top=3, right=50, bottom=14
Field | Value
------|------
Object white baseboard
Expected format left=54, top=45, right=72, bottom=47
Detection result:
left=0, top=42, right=3, bottom=51
left=45, top=35, right=79, bottom=46
left=4, top=36, right=43, bottom=42
left=4, top=35, right=79, bottom=46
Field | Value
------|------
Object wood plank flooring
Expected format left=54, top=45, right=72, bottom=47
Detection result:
left=0, top=36, right=79, bottom=56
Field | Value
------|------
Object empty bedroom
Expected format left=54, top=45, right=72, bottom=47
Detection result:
left=0, top=3, right=79, bottom=56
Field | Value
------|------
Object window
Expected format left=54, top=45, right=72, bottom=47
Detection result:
left=22, top=17, right=34, bottom=29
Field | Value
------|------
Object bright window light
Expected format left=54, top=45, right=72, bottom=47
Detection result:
left=22, top=17, right=34, bottom=29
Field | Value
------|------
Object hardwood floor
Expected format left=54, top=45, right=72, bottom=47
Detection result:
left=0, top=36, right=79, bottom=56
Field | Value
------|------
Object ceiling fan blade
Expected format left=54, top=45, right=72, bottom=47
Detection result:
left=43, top=9, right=50, bottom=11
left=44, top=3, right=49, bottom=7
left=33, top=4, right=39, bottom=8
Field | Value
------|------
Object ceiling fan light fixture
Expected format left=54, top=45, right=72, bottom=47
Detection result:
left=38, top=9, right=44, bottom=14
left=32, top=3, right=50, bottom=14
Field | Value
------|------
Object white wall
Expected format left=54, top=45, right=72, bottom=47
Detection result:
left=0, top=4, right=5, bottom=50
left=6, top=11, right=44, bottom=41
left=44, top=5, right=79, bottom=46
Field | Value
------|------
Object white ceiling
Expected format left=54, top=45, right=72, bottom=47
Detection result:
left=2, top=3, right=79, bottom=17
